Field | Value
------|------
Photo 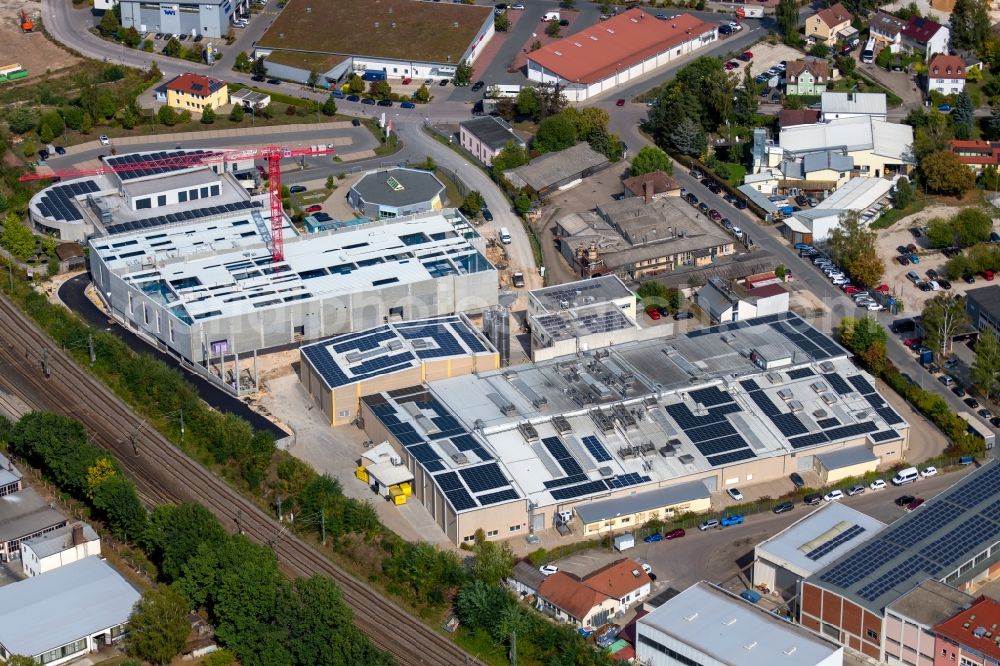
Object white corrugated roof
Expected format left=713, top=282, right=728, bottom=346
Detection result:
left=815, top=177, right=896, bottom=211
left=779, top=117, right=913, bottom=162
left=0, top=557, right=139, bottom=657
left=821, top=92, right=887, bottom=116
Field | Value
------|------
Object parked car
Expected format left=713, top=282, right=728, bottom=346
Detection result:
left=939, top=375, right=955, bottom=386
left=346, top=95, right=360, bottom=102
left=439, top=78, right=450, bottom=86
left=289, top=185, right=307, bottom=193
left=790, top=472, right=805, bottom=487
left=643, top=532, right=665, bottom=543
left=267, top=78, right=281, bottom=85
left=720, top=515, right=744, bottom=527
left=978, top=408, right=993, bottom=419
left=773, top=501, right=794, bottom=514
left=953, top=385, right=967, bottom=397
left=377, top=99, right=393, bottom=107
left=964, top=397, right=980, bottom=409
left=870, top=479, right=887, bottom=491
left=99, top=135, right=111, bottom=146
left=824, top=490, right=844, bottom=502
left=673, top=311, right=694, bottom=320
left=400, top=101, right=416, bottom=109
left=361, top=98, right=376, bottom=105
left=727, top=487, right=744, bottom=501
left=54, top=146, right=66, bottom=155
left=739, top=51, right=753, bottom=61
left=803, top=493, right=822, bottom=505
left=511, top=272, right=525, bottom=288
left=847, top=485, right=865, bottom=496
left=539, top=565, right=559, bottom=575
left=921, top=466, right=938, bottom=478
left=304, top=205, right=322, bottom=213
left=698, top=519, right=720, bottom=530
left=482, top=208, right=493, bottom=222
left=895, top=495, right=916, bottom=506
left=665, top=528, right=686, bottom=539
left=471, top=80, right=485, bottom=91
left=908, top=498, right=925, bottom=510
left=616, top=98, right=626, bottom=106
left=645, top=306, right=661, bottom=320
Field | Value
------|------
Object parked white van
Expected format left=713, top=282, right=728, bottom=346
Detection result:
left=499, top=227, right=512, bottom=244
left=542, top=11, right=560, bottom=21
left=892, top=467, right=919, bottom=485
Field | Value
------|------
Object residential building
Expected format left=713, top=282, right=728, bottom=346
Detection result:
left=779, top=108, right=821, bottom=128
left=0, top=453, right=22, bottom=497
left=0, top=488, right=68, bottom=561
left=359, top=313, right=909, bottom=545
left=526, top=9, right=717, bottom=102
left=254, top=0, right=494, bottom=85
left=927, top=54, right=966, bottom=95
left=298, top=315, right=499, bottom=426
left=119, top=0, right=244, bottom=38
left=786, top=59, right=830, bottom=96
left=949, top=139, right=1000, bottom=172
left=553, top=195, right=736, bottom=281
left=347, top=167, right=446, bottom=219
left=0, top=557, right=140, bottom=666
left=459, top=116, right=525, bottom=166
left=165, top=73, right=229, bottom=113
left=504, top=143, right=611, bottom=196
left=621, top=171, right=680, bottom=201
left=753, top=503, right=886, bottom=598
left=637, top=581, right=844, bottom=666
left=966, top=286, right=1000, bottom=339
left=695, top=277, right=789, bottom=324
left=932, top=595, right=1000, bottom=666
left=884, top=580, right=974, bottom=666
left=870, top=11, right=906, bottom=52
left=807, top=3, right=853, bottom=46
left=536, top=558, right=652, bottom=626
left=821, top=92, right=888, bottom=121
left=901, top=16, right=950, bottom=60
left=800, top=461, right=1000, bottom=663
left=89, top=208, right=498, bottom=367
left=20, top=522, right=101, bottom=578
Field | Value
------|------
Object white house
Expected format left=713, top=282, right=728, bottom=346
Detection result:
left=21, top=522, right=101, bottom=578
left=927, top=54, right=966, bottom=95
left=0, top=556, right=140, bottom=666
left=536, top=558, right=652, bottom=627
left=696, top=277, right=789, bottom=324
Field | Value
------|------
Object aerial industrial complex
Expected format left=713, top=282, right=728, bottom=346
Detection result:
left=350, top=310, right=908, bottom=545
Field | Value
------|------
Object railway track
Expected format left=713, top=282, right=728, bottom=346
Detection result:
left=0, top=293, right=475, bottom=666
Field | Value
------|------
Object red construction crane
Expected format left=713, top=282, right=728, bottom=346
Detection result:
left=20, top=145, right=336, bottom=262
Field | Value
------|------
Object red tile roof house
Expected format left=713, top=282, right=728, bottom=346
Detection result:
left=948, top=139, right=1000, bottom=173
left=535, top=558, right=652, bottom=628
left=900, top=16, right=950, bottom=61
left=927, top=54, right=966, bottom=96
left=932, top=596, right=1000, bottom=666
left=526, top=9, right=717, bottom=102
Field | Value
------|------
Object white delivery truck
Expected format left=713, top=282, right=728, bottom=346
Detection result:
left=499, top=227, right=512, bottom=244
left=614, top=533, right=635, bottom=552
left=736, top=6, right=764, bottom=18
left=542, top=11, right=560, bottom=21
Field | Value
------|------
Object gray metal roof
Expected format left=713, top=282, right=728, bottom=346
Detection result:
left=574, top=480, right=712, bottom=525
left=820, top=92, right=888, bottom=116
left=504, top=143, right=609, bottom=192
left=756, top=502, right=885, bottom=577
left=809, top=460, right=1000, bottom=613
left=0, top=488, right=67, bottom=542
left=21, top=521, right=99, bottom=559
left=638, top=581, right=842, bottom=665
left=0, top=556, right=140, bottom=657
left=460, top=116, right=525, bottom=151
left=815, top=445, right=878, bottom=470
left=530, top=275, right=632, bottom=312
left=0, top=452, right=21, bottom=489
left=967, top=286, right=1000, bottom=322
left=350, top=168, right=445, bottom=208
left=737, top=185, right=780, bottom=212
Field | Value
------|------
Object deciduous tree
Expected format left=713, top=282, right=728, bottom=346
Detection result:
left=950, top=0, right=990, bottom=51
left=125, top=586, right=191, bottom=666
left=828, top=211, right=883, bottom=286
left=922, top=150, right=976, bottom=195
left=515, top=87, right=540, bottom=119
left=532, top=113, right=577, bottom=153
left=776, top=0, right=799, bottom=42
left=251, top=57, right=267, bottom=78
left=460, top=190, right=486, bottom=216
left=321, top=95, right=337, bottom=116
left=471, top=529, right=514, bottom=585
left=629, top=145, right=673, bottom=176
left=972, top=332, right=1000, bottom=399
left=1, top=214, right=35, bottom=261
left=234, top=51, right=251, bottom=73
left=494, top=11, right=510, bottom=31
left=453, top=60, right=474, bottom=87
left=229, top=104, right=245, bottom=122
left=200, top=104, right=215, bottom=124
left=922, top=293, right=967, bottom=357
left=164, top=37, right=182, bottom=57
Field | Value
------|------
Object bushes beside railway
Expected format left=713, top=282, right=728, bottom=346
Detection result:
left=4, top=411, right=147, bottom=540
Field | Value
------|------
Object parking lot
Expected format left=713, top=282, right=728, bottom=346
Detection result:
left=746, top=42, right=804, bottom=78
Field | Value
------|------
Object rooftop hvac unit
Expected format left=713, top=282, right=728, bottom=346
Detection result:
left=598, top=466, right=614, bottom=477
left=612, top=404, right=637, bottom=430
left=678, top=454, right=695, bottom=465
left=810, top=381, right=828, bottom=393
left=777, top=388, right=794, bottom=401
left=767, top=372, right=783, bottom=384
left=643, top=396, right=660, bottom=410
left=821, top=393, right=838, bottom=405
left=788, top=400, right=803, bottom=412
left=659, top=444, right=676, bottom=457
left=591, top=409, right=615, bottom=433
left=487, top=392, right=516, bottom=416
left=854, top=410, right=871, bottom=420
left=812, top=409, right=829, bottom=419
left=451, top=453, right=469, bottom=465
left=819, top=361, right=836, bottom=373
left=552, top=414, right=572, bottom=435
left=517, top=421, right=539, bottom=442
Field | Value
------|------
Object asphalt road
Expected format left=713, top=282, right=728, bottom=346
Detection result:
left=57, top=274, right=286, bottom=438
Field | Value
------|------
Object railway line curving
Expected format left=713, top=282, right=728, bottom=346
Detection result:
left=0, top=293, right=475, bottom=666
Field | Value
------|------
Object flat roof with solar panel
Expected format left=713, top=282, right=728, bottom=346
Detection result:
left=301, top=315, right=497, bottom=390
left=362, top=314, right=909, bottom=527
left=809, top=460, right=1000, bottom=612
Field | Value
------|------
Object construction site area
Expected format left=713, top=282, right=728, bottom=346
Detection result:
left=0, top=2, right=80, bottom=84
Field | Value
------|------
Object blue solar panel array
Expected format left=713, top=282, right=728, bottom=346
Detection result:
left=819, top=540, right=905, bottom=589
left=581, top=435, right=612, bottom=463
left=666, top=394, right=755, bottom=465
left=459, top=463, right=510, bottom=493
left=35, top=180, right=100, bottom=222
left=768, top=316, right=845, bottom=361
left=542, top=437, right=584, bottom=477
left=786, top=367, right=815, bottom=380
left=689, top=387, right=733, bottom=407
left=804, top=524, right=867, bottom=561
left=107, top=149, right=212, bottom=181
left=825, top=373, right=853, bottom=396
left=551, top=479, right=609, bottom=501
left=607, top=472, right=652, bottom=489
left=104, top=200, right=260, bottom=236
